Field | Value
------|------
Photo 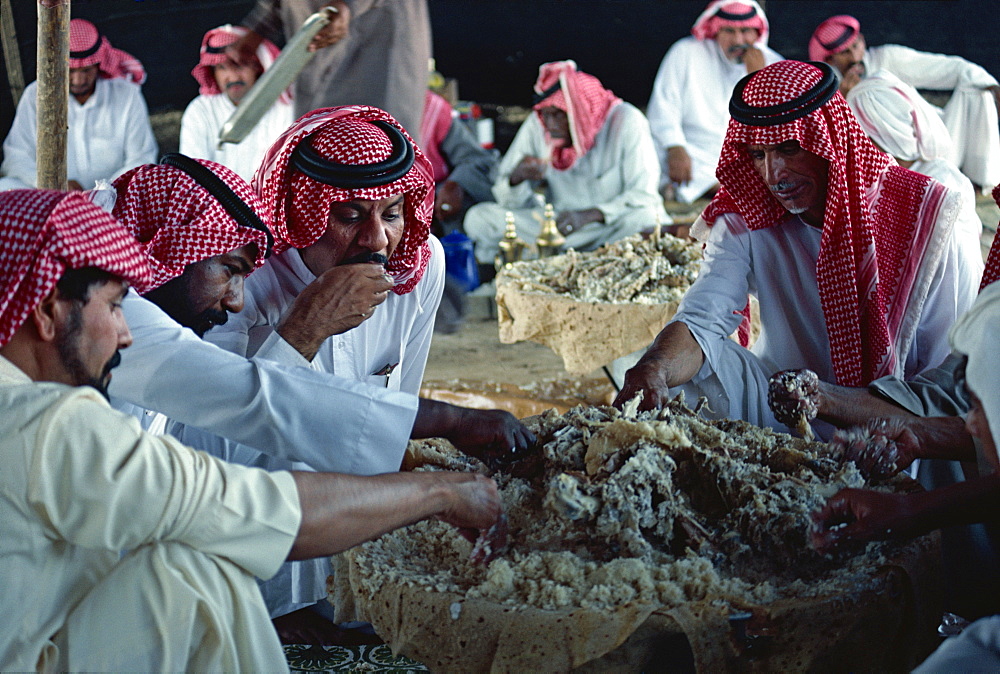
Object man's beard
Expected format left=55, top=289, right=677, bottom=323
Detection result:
left=55, top=304, right=120, bottom=400
left=340, top=252, right=389, bottom=266
left=143, top=275, right=229, bottom=337
left=727, top=44, right=750, bottom=63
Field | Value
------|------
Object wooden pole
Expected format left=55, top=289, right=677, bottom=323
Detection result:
left=1, top=0, right=25, bottom=107
left=35, top=0, right=69, bottom=190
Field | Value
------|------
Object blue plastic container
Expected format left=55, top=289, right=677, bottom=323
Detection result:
left=440, top=230, right=480, bottom=292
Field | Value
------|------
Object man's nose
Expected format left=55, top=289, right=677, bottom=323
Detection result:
left=762, top=154, right=786, bottom=183
left=358, top=216, right=391, bottom=250
left=117, top=313, right=134, bottom=350
left=222, top=277, right=246, bottom=314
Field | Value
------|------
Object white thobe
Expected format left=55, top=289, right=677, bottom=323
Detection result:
left=463, top=102, right=668, bottom=264
left=174, top=238, right=445, bottom=617
left=0, top=79, right=157, bottom=191
left=179, top=93, right=295, bottom=183
left=109, top=290, right=417, bottom=475
left=0, top=356, right=299, bottom=672
left=865, top=44, right=1000, bottom=187
left=646, top=36, right=783, bottom=203
left=672, top=205, right=980, bottom=434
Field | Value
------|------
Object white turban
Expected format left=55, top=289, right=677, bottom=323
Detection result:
left=949, top=281, right=1000, bottom=452
left=847, top=70, right=954, bottom=163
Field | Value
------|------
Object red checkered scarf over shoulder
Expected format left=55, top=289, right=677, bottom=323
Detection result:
left=254, top=106, right=434, bottom=295
left=702, top=60, right=956, bottom=386
left=191, top=25, right=290, bottom=105
left=0, top=190, right=150, bottom=348
left=69, top=19, right=146, bottom=85
left=982, top=185, right=1000, bottom=291
left=532, top=60, right=621, bottom=171
left=691, top=0, right=769, bottom=42
left=112, top=160, right=270, bottom=294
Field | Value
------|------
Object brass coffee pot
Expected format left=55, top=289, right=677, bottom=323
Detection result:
left=495, top=211, right=527, bottom=270
left=535, top=203, right=564, bottom=258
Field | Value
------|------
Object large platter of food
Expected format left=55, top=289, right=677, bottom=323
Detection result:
left=332, top=398, right=941, bottom=672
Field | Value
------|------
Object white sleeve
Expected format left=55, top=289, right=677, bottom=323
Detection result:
left=110, top=291, right=416, bottom=475
left=490, top=115, right=546, bottom=208
left=870, top=44, right=998, bottom=91
left=645, top=41, right=689, bottom=155
left=0, top=82, right=40, bottom=188
left=397, top=236, right=446, bottom=394
left=673, top=213, right=753, bottom=349
left=593, top=105, right=665, bottom=223
left=112, top=85, right=158, bottom=181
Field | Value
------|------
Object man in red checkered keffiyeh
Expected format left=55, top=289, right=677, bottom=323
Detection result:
left=463, top=60, right=668, bottom=264
left=178, top=25, right=296, bottom=183
left=111, top=155, right=273, bottom=336
left=0, top=189, right=149, bottom=392
left=614, top=60, right=981, bottom=439
left=0, top=19, right=157, bottom=191
left=199, top=105, right=534, bottom=632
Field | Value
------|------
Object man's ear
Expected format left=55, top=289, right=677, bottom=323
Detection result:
left=31, top=287, right=65, bottom=342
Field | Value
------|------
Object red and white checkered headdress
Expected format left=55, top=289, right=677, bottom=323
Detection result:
left=190, top=24, right=290, bottom=104
left=254, top=106, right=434, bottom=295
left=69, top=18, right=146, bottom=84
left=691, top=0, right=768, bottom=42
left=112, top=156, right=272, bottom=294
left=808, top=15, right=861, bottom=63
left=705, top=60, right=954, bottom=386
left=0, top=190, right=150, bottom=348
left=531, top=60, right=622, bottom=171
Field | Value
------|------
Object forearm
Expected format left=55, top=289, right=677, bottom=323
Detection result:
left=639, top=321, right=704, bottom=387
left=412, top=397, right=464, bottom=440
left=906, top=474, right=1000, bottom=534
left=911, top=416, right=976, bottom=462
left=289, top=470, right=457, bottom=559
left=817, top=381, right=916, bottom=426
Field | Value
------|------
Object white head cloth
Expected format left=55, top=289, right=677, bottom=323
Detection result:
left=846, top=70, right=954, bottom=163
left=949, top=280, right=1000, bottom=451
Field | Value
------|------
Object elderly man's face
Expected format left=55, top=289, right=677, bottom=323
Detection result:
left=143, top=244, right=257, bottom=337
left=54, top=279, right=132, bottom=397
left=539, top=106, right=570, bottom=141
left=715, top=26, right=761, bottom=63
left=825, top=34, right=867, bottom=80
left=213, top=58, right=262, bottom=105
left=747, top=140, right=829, bottom=227
left=299, top=196, right=405, bottom=276
left=69, top=64, right=100, bottom=104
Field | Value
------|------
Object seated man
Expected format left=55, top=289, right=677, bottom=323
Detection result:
left=0, top=19, right=157, bottom=191
left=0, top=188, right=501, bottom=670
left=166, top=107, right=531, bottom=634
left=812, top=281, right=1000, bottom=666
left=420, top=90, right=498, bottom=233
left=646, top=0, right=782, bottom=203
left=179, top=24, right=295, bottom=183
left=464, top=60, right=668, bottom=265
left=613, top=61, right=982, bottom=437
left=809, top=14, right=1000, bottom=190
left=846, top=69, right=984, bottom=249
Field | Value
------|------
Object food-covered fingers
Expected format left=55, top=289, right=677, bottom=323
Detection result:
left=767, top=369, right=821, bottom=431
left=438, top=473, right=502, bottom=531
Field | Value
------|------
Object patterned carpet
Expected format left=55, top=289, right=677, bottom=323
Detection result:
left=284, top=644, right=428, bottom=673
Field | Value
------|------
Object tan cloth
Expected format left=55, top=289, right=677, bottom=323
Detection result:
left=0, top=355, right=300, bottom=671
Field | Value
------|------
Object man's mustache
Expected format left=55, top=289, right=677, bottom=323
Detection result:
left=340, top=252, right=389, bottom=266
left=225, top=81, right=247, bottom=90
